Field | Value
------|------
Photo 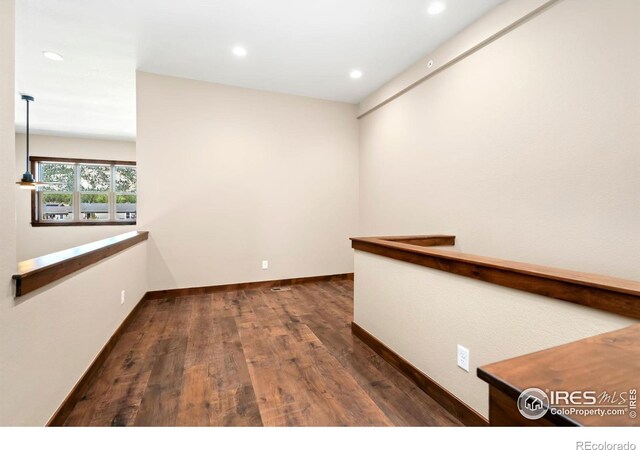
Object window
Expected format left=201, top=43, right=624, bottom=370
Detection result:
left=31, top=157, right=137, bottom=226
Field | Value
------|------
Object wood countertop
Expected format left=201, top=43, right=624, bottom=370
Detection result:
left=478, top=324, right=640, bottom=426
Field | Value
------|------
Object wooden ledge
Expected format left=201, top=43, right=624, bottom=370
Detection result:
left=13, top=231, right=149, bottom=297
left=351, top=234, right=456, bottom=248
left=477, top=324, right=640, bottom=426
left=351, top=235, right=640, bottom=320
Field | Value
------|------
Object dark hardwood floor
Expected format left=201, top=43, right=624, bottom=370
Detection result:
left=63, top=279, right=461, bottom=426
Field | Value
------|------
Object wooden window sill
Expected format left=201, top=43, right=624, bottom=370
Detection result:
left=31, top=221, right=137, bottom=227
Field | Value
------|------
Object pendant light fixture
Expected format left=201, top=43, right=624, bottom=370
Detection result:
left=16, top=94, right=50, bottom=190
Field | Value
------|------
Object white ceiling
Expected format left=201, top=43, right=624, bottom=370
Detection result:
left=15, top=0, right=505, bottom=141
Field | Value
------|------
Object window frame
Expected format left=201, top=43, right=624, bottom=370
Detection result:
left=30, top=156, right=137, bottom=227
left=113, top=165, right=138, bottom=222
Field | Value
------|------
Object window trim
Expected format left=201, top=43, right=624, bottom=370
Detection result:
left=30, top=156, right=137, bottom=227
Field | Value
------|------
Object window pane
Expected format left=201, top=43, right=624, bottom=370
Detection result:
left=39, top=162, right=74, bottom=191
left=114, top=166, right=136, bottom=193
left=80, top=193, right=109, bottom=220
left=116, top=194, right=137, bottom=221
left=41, top=193, right=73, bottom=221
left=80, top=164, right=110, bottom=191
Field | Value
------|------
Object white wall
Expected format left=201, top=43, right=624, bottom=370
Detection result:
left=2, top=22, right=146, bottom=423
left=137, top=72, right=359, bottom=291
left=358, top=0, right=640, bottom=280
left=14, top=133, right=136, bottom=260
left=0, top=0, right=18, bottom=426
left=353, top=0, right=640, bottom=422
left=354, top=250, right=637, bottom=418
left=1, top=240, right=147, bottom=426
left=358, top=0, right=557, bottom=117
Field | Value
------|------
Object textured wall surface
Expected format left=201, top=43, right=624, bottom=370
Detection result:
left=354, top=0, right=640, bottom=419
left=354, top=250, right=637, bottom=418
left=359, top=0, right=640, bottom=280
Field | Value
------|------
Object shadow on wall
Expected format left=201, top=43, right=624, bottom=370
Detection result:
left=146, top=237, right=177, bottom=291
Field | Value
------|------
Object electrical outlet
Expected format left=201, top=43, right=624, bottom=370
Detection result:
left=262, top=260, right=269, bottom=270
left=120, top=290, right=126, bottom=305
left=457, top=344, right=469, bottom=372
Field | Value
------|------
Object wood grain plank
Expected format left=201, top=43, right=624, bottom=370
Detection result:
left=89, top=370, right=153, bottom=426
left=238, top=321, right=315, bottom=426
left=241, top=288, right=392, bottom=426
left=296, top=332, right=393, bottom=426
left=134, top=336, right=188, bottom=426
left=176, top=365, right=219, bottom=426
left=209, top=311, right=263, bottom=427
left=60, top=279, right=464, bottom=427
left=183, top=296, right=217, bottom=367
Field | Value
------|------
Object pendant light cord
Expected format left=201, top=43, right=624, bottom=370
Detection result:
left=25, top=98, right=30, bottom=173
left=18, top=95, right=35, bottom=183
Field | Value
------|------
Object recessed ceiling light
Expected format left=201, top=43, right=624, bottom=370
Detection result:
left=42, top=51, right=64, bottom=61
left=232, top=46, right=247, bottom=57
left=427, top=2, right=446, bottom=15
left=350, top=70, right=363, bottom=80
